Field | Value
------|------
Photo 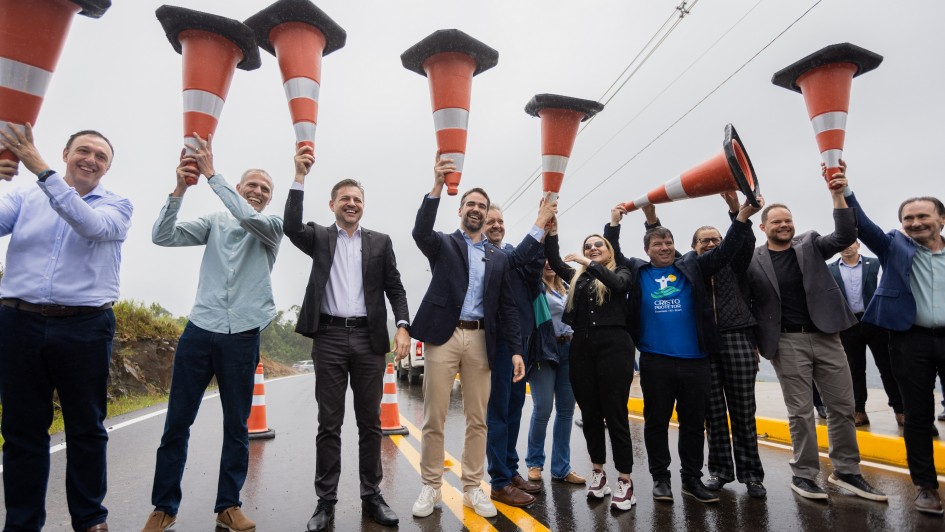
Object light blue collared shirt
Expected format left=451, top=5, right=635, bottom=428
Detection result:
left=0, top=172, right=133, bottom=306
left=545, top=288, right=574, bottom=337
left=838, top=257, right=865, bottom=314
left=460, top=232, right=486, bottom=320
left=152, top=174, right=283, bottom=334
left=910, top=244, right=945, bottom=328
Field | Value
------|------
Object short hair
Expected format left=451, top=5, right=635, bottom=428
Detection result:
left=460, top=187, right=490, bottom=211
left=240, top=168, right=272, bottom=186
left=691, top=226, right=719, bottom=248
left=488, top=203, right=502, bottom=213
left=331, top=178, right=364, bottom=201
left=65, top=130, right=114, bottom=159
left=898, top=196, right=945, bottom=221
left=644, top=227, right=674, bottom=250
left=761, top=203, right=791, bottom=224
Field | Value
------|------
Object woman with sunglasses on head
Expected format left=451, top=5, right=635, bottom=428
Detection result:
left=544, top=221, right=636, bottom=511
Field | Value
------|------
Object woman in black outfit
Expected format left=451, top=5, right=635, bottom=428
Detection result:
left=545, top=225, right=636, bottom=511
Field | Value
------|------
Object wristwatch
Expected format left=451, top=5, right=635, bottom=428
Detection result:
left=37, top=169, right=55, bottom=182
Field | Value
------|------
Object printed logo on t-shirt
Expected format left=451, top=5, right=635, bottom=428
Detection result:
left=650, top=274, right=681, bottom=299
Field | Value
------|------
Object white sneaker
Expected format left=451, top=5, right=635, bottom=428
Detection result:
left=587, top=468, right=612, bottom=499
left=611, top=477, right=636, bottom=511
left=412, top=485, right=441, bottom=517
left=463, top=487, right=498, bottom=517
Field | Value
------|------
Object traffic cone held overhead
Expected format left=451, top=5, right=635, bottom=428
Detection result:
left=156, top=5, right=261, bottom=185
left=771, top=43, right=882, bottom=186
left=0, top=0, right=111, bottom=164
left=525, top=94, right=604, bottom=203
left=620, top=124, right=761, bottom=213
left=245, top=0, right=346, bottom=154
left=401, top=29, right=499, bottom=196
left=380, top=363, right=409, bottom=436
left=247, top=363, right=276, bottom=440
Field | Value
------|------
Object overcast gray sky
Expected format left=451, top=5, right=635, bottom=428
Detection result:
left=1, top=0, right=941, bottom=318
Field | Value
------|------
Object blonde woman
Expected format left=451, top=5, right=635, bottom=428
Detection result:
left=544, top=228, right=636, bottom=511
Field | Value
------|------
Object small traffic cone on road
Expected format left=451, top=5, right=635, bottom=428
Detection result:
left=380, top=363, right=408, bottom=436
left=247, top=363, right=276, bottom=440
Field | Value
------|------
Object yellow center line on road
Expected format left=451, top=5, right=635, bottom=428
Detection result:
left=400, top=416, right=552, bottom=532
left=389, top=434, right=497, bottom=532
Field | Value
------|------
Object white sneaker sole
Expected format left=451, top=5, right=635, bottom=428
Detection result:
left=791, top=482, right=828, bottom=500
left=587, top=486, right=612, bottom=499
left=828, top=474, right=888, bottom=502
left=462, top=498, right=498, bottom=518
left=412, top=493, right=442, bottom=517
left=610, top=494, right=637, bottom=510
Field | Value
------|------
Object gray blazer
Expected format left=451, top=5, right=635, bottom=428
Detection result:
left=746, top=208, right=858, bottom=358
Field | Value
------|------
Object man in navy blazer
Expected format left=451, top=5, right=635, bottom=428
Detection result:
left=840, top=163, right=945, bottom=516
left=406, top=156, right=524, bottom=519
left=828, top=242, right=903, bottom=426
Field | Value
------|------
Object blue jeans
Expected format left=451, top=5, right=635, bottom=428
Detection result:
left=0, top=306, right=114, bottom=532
left=525, top=341, right=576, bottom=479
left=151, top=322, right=259, bottom=514
left=486, top=340, right=528, bottom=489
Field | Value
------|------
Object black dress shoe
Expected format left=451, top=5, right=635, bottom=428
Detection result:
left=682, top=479, right=719, bottom=504
left=362, top=494, right=399, bottom=527
left=306, top=500, right=335, bottom=532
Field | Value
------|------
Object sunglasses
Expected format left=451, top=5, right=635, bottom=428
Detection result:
left=583, top=241, right=606, bottom=250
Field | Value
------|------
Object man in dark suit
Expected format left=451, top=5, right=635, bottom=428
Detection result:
left=284, top=147, right=410, bottom=531
left=746, top=172, right=885, bottom=503
left=828, top=241, right=903, bottom=426
left=407, top=156, right=524, bottom=519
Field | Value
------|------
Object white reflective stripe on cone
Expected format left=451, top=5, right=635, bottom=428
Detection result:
left=381, top=394, right=398, bottom=404
left=542, top=154, right=569, bottom=174
left=0, top=120, right=24, bottom=135
left=183, top=137, right=199, bottom=154
left=439, top=152, right=465, bottom=172
left=432, top=108, right=469, bottom=131
left=283, top=77, right=320, bottom=102
left=821, top=149, right=843, bottom=168
left=294, top=121, right=317, bottom=143
left=182, top=89, right=225, bottom=119
left=633, top=194, right=651, bottom=209
left=252, top=395, right=266, bottom=406
left=0, top=57, right=52, bottom=97
left=254, top=373, right=265, bottom=384
left=384, top=372, right=396, bottom=384
left=810, top=111, right=847, bottom=135
left=664, top=175, right=690, bottom=201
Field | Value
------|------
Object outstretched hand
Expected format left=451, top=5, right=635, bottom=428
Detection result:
left=191, top=132, right=215, bottom=178
left=611, top=203, right=627, bottom=226
left=0, top=123, right=49, bottom=176
left=295, top=145, right=314, bottom=183
left=512, top=354, right=525, bottom=382
left=174, top=148, right=199, bottom=196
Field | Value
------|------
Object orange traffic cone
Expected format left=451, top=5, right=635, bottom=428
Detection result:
left=772, top=43, right=882, bottom=187
left=620, top=124, right=761, bottom=212
left=401, top=29, right=499, bottom=196
left=156, top=5, right=261, bottom=184
left=245, top=0, right=346, bottom=153
left=247, top=363, right=276, bottom=440
left=525, top=94, right=604, bottom=203
left=380, top=363, right=408, bottom=436
left=0, top=0, right=110, bottom=164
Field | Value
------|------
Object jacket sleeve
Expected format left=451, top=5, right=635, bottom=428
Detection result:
left=505, top=231, right=544, bottom=270
left=283, top=188, right=318, bottom=257
left=814, top=207, right=858, bottom=258
left=585, top=261, right=631, bottom=293
left=603, top=223, right=632, bottom=267
left=412, top=194, right=443, bottom=260
left=382, top=235, right=410, bottom=324
left=544, top=234, right=575, bottom=282
left=695, top=218, right=750, bottom=276
left=498, top=267, right=523, bottom=354
left=845, top=192, right=893, bottom=261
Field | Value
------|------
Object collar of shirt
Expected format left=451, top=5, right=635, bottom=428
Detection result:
left=335, top=223, right=362, bottom=239
left=838, top=256, right=863, bottom=269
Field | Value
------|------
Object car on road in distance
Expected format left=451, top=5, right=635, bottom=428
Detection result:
left=292, top=360, right=315, bottom=373
left=395, top=340, right=424, bottom=384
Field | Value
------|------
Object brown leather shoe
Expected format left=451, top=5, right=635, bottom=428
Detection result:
left=557, top=471, right=586, bottom=484
left=915, top=487, right=944, bottom=516
left=490, top=484, right=535, bottom=507
left=216, top=506, right=256, bottom=532
left=141, top=510, right=176, bottom=532
left=527, top=466, right=542, bottom=481
left=86, top=525, right=108, bottom=532
left=511, top=474, right=543, bottom=494
left=853, top=412, right=870, bottom=426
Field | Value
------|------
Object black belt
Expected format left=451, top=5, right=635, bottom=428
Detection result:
left=319, top=314, right=367, bottom=328
left=457, top=319, right=484, bottom=330
left=780, top=323, right=821, bottom=334
left=556, top=335, right=572, bottom=344
left=911, top=325, right=945, bottom=336
left=1, top=298, right=112, bottom=317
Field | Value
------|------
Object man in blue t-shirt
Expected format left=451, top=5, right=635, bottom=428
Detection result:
left=604, top=196, right=761, bottom=505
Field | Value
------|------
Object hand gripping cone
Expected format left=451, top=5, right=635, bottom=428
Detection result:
left=156, top=5, right=261, bottom=185
left=525, top=94, right=604, bottom=203
left=245, top=0, right=346, bottom=154
left=772, top=43, right=882, bottom=187
left=620, top=124, right=761, bottom=212
left=402, top=29, right=498, bottom=195
left=380, top=363, right=408, bottom=436
left=0, top=0, right=110, bottom=164
left=247, top=363, right=276, bottom=440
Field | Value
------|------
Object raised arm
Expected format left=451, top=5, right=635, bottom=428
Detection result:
left=696, top=194, right=763, bottom=276
left=283, top=145, right=318, bottom=256
left=412, top=155, right=451, bottom=259
left=813, top=170, right=856, bottom=257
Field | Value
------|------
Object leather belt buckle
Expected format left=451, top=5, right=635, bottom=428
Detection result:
left=344, top=317, right=359, bottom=328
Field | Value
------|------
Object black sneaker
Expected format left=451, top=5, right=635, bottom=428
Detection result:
left=746, top=481, right=767, bottom=499
left=652, top=479, right=673, bottom=502
left=791, top=476, right=827, bottom=500
left=703, top=476, right=729, bottom=491
left=827, top=472, right=888, bottom=502
left=682, top=479, right=719, bottom=504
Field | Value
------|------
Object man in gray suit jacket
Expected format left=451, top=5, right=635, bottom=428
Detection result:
left=746, top=174, right=886, bottom=503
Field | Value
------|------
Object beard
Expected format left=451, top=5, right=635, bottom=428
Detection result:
left=769, top=229, right=795, bottom=244
left=462, top=213, right=484, bottom=233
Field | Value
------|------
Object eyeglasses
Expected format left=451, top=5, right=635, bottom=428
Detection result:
left=698, top=237, right=721, bottom=245
left=583, top=241, right=606, bottom=250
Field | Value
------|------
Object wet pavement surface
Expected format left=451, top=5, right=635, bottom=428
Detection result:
left=2, top=373, right=944, bottom=531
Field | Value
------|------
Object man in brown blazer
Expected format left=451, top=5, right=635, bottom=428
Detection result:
left=746, top=172, right=885, bottom=503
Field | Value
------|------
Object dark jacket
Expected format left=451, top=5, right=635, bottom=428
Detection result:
left=410, top=195, right=524, bottom=368
left=499, top=238, right=546, bottom=352
left=283, top=189, right=409, bottom=355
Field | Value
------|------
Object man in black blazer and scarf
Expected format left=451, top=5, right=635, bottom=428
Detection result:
left=284, top=147, right=410, bottom=531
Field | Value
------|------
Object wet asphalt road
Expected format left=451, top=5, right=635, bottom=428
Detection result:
left=2, top=373, right=944, bottom=531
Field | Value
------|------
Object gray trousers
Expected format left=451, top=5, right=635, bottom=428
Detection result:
left=770, top=332, right=861, bottom=480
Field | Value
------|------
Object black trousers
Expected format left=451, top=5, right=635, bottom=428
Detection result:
left=889, top=328, right=945, bottom=488
left=641, top=352, right=710, bottom=481
left=312, top=324, right=387, bottom=500
left=569, top=327, right=635, bottom=473
left=840, top=318, right=902, bottom=412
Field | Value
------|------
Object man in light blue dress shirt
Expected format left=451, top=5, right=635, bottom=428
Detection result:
left=0, top=124, right=132, bottom=532
left=141, top=134, right=283, bottom=532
